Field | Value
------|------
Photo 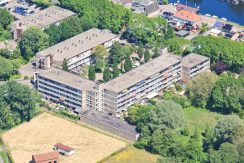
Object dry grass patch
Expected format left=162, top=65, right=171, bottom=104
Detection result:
left=2, top=112, right=127, bottom=163
left=102, top=146, right=159, bottom=163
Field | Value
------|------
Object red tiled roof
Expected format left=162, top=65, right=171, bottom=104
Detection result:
left=174, top=10, right=201, bottom=22
left=32, top=151, right=59, bottom=162
left=54, top=143, right=74, bottom=152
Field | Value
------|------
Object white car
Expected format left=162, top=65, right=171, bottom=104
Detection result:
left=30, top=4, right=37, bottom=8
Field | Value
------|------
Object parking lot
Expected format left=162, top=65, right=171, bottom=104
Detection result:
left=1, top=0, right=42, bottom=20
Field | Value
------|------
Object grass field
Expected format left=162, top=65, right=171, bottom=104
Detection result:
left=102, top=146, right=159, bottom=163
left=183, top=107, right=223, bottom=131
left=2, top=112, right=127, bottom=163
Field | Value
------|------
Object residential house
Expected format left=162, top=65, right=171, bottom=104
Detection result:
left=173, top=10, right=201, bottom=26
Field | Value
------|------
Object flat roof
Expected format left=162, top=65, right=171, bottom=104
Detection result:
left=33, top=151, right=59, bottom=162
left=182, top=53, right=209, bottom=69
left=174, top=10, right=201, bottom=22
left=13, top=6, right=75, bottom=30
left=36, top=28, right=118, bottom=61
left=38, top=67, right=96, bottom=91
left=103, top=53, right=181, bottom=93
left=81, top=109, right=138, bottom=135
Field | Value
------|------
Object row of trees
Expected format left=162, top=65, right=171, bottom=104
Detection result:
left=0, top=81, right=42, bottom=129
left=192, top=36, right=244, bottom=73
left=186, top=72, right=244, bottom=116
left=126, top=100, right=244, bottom=162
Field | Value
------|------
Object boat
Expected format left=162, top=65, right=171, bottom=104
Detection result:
left=212, top=15, right=218, bottom=18
left=205, top=14, right=211, bottom=17
left=221, top=17, right=227, bottom=21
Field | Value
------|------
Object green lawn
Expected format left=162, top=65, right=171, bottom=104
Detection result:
left=183, top=107, right=223, bottom=132
left=102, top=146, right=159, bottom=163
left=0, top=152, right=9, bottom=163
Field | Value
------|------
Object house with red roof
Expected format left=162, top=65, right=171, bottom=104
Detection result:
left=32, top=151, right=59, bottom=163
left=173, top=10, right=201, bottom=26
left=54, top=143, right=75, bottom=156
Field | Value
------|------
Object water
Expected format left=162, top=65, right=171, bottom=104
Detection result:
left=169, top=0, right=244, bottom=25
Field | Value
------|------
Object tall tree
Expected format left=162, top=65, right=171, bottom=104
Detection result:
left=0, top=8, right=13, bottom=29
left=137, top=43, right=144, bottom=59
left=88, top=65, right=95, bottom=81
left=95, top=57, right=105, bottom=72
left=19, top=27, right=49, bottom=60
left=112, top=64, right=120, bottom=78
left=152, top=47, right=160, bottom=59
left=124, top=55, right=132, bottom=72
left=0, top=81, right=41, bottom=123
left=144, top=49, right=150, bottom=62
left=214, top=115, right=244, bottom=147
left=0, top=56, right=15, bottom=80
left=210, top=74, right=244, bottom=113
left=92, top=45, right=108, bottom=59
left=103, top=67, right=111, bottom=82
left=186, top=71, right=218, bottom=108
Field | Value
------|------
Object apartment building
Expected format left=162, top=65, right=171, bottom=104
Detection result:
left=100, top=53, right=182, bottom=115
left=35, top=28, right=118, bottom=72
left=11, top=6, right=75, bottom=40
left=34, top=67, right=97, bottom=114
left=181, top=53, right=210, bottom=82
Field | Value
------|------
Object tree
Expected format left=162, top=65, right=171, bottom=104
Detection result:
left=103, top=67, right=111, bottom=82
left=92, top=45, right=108, bottom=59
left=192, top=36, right=244, bottom=72
left=218, top=143, right=239, bottom=163
left=164, top=26, right=175, bottom=40
left=95, top=57, right=105, bottom=72
left=19, top=27, right=49, bottom=60
left=186, top=71, right=218, bottom=108
left=126, top=104, right=155, bottom=130
left=0, top=56, right=15, bottom=80
left=149, top=100, right=184, bottom=131
left=210, top=74, right=244, bottom=114
left=144, top=49, right=150, bottom=62
left=214, top=115, right=244, bottom=147
left=213, top=60, right=228, bottom=74
left=203, top=125, right=214, bottom=152
left=0, top=81, right=41, bottom=126
left=0, top=8, right=13, bottom=29
left=199, top=23, right=208, bottom=34
left=112, top=64, right=120, bottom=78
left=166, top=37, right=190, bottom=55
left=152, top=47, right=160, bottom=59
left=137, top=43, right=144, bottom=59
left=150, top=129, right=176, bottom=155
left=0, top=103, right=15, bottom=129
left=62, top=59, right=69, bottom=71
left=88, top=65, right=95, bottom=81
left=124, top=55, right=132, bottom=72
left=45, top=16, right=83, bottom=45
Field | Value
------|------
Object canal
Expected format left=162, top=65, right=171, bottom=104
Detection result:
left=169, top=0, right=244, bottom=25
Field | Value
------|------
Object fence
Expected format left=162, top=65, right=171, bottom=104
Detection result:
left=80, top=115, right=139, bottom=141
